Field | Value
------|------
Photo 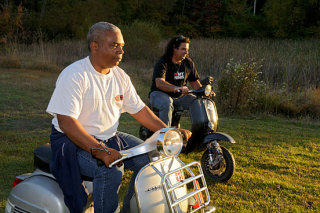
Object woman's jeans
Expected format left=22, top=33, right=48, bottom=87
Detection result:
left=149, top=91, right=197, bottom=126
left=55, top=130, right=149, bottom=213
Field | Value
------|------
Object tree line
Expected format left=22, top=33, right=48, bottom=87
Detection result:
left=1, top=0, right=320, bottom=43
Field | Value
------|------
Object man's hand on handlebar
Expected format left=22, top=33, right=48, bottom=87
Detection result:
left=175, top=86, right=188, bottom=94
left=178, top=128, right=192, bottom=142
left=180, top=86, right=189, bottom=94
left=91, top=143, right=123, bottom=167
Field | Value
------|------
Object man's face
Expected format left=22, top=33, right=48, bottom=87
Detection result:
left=91, top=30, right=125, bottom=69
left=173, top=42, right=189, bottom=61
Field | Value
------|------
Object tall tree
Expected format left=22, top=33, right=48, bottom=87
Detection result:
left=264, top=0, right=320, bottom=38
left=170, top=0, right=223, bottom=37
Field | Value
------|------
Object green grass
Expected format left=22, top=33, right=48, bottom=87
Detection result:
left=1, top=67, right=320, bottom=212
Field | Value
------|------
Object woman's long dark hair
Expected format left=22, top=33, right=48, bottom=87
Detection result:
left=161, top=35, right=190, bottom=61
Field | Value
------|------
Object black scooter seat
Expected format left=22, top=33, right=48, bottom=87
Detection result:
left=34, top=144, right=52, bottom=173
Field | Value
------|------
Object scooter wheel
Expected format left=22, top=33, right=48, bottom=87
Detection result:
left=201, top=146, right=235, bottom=182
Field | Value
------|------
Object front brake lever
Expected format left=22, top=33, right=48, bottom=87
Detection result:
left=109, top=154, right=128, bottom=168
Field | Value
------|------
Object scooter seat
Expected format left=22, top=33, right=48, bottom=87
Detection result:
left=34, top=144, right=52, bottom=173
left=34, top=144, right=93, bottom=181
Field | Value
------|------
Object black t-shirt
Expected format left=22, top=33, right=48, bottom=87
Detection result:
left=150, top=57, right=200, bottom=98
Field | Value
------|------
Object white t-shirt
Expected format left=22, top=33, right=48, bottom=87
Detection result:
left=46, top=56, right=145, bottom=140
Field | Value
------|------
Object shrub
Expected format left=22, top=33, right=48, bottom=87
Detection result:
left=120, top=21, right=161, bottom=62
left=217, top=59, right=265, bottom=114
left=0, top=3, right=24, bottom=43
left=305, top=88, right=320, bottom=119
left=261, top=87, right=320, bottom=119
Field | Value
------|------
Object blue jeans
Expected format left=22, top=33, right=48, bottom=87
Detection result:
left=149, top=91, right=197, bottom=126
left=77, top=132, right=149, bottom=213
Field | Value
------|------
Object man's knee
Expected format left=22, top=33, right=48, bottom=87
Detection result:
left=150, top=92, right=173, bottom=109
left=152, top=99, right=173, bottom=111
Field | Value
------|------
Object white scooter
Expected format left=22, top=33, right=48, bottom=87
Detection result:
left=5, top=128, right=215, bottom=213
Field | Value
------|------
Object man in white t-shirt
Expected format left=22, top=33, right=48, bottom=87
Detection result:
left=47, top=22, right=191, bottom=213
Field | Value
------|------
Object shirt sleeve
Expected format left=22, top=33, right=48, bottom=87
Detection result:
left=46, top=70, right=84, bottom=119
left=153, top=60, right=167, bottom=79
left=122, top=76, right=145, bottom=114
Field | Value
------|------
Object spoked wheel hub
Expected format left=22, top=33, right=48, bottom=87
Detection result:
left=206, top=155, right=225, bottom=176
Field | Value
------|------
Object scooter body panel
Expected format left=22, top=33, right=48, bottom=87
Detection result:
left=131, top=157, right=188, bottom=213
left=190, top=98, right=218, bottom=135
left=6, top=175, right=69, bottom=213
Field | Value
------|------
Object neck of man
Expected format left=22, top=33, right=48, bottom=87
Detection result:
left=172, top=56, right=182, bottom=64
left=98, top=68, right=110, bottom=75
left=89, top=55, right=110, bottom=75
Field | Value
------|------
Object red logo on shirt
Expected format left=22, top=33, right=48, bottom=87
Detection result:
left=115, top=95, right=123, bottom=101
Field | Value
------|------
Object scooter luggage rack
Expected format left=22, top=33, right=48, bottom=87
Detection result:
left=150, top=157, right=211, bottom=213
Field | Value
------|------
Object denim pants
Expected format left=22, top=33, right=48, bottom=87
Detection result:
left=77, top=132, right=149, bottom=213
left=149, top=91, right=197, bottom=126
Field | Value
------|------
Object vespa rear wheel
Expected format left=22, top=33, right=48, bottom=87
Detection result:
left=201, top=146, right=235, bottom=182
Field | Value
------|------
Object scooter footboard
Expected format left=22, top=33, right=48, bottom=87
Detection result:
left=162, top=161, right=210, bottom=213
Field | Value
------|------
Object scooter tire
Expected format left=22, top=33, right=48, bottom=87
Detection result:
left=201, top=146, right=235, bottom=182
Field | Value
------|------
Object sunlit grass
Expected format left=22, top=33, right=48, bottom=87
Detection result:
left=1, top=63, right=320, bottom=212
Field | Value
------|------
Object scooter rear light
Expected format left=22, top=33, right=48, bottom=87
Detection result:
left=12, top=177, right=24, bottom=188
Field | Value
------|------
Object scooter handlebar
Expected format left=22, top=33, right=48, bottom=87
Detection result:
left=108, top=135, right=159, bottom=167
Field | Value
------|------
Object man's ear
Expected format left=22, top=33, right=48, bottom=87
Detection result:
left=90, top=41, right=99, bottom=52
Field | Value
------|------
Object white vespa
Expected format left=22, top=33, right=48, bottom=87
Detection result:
left=6, top=128, right=215, bottom=213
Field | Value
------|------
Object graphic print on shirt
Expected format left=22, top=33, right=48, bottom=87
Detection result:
left=174, top=71, right=184, bottom=80
left=115, top=94, right=123, bottom=102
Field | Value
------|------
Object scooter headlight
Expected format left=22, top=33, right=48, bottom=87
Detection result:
left=204, top=85, right=212, bottom=96
left=158, top=128, right=183, bottom=156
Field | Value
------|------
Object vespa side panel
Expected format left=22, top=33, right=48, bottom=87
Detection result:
left=7, top=175, right=69, bottom=213
left=190, top=99, right=219, bottom=133
left=131, top=157, right=188, bottom=213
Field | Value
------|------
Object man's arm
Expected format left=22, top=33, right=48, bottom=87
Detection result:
left=189, top=80, right=202, bottom=89
left=57, top=114, right=121, bottom=167
left=57, top=114, right=100, bottom=152
left=131, top=106, right=192, bottom=140
left=155, top=78, right=189, bottom=94
left=130, top=106, right=167, bottom=132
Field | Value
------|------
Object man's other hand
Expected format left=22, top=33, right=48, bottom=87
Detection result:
left=178, top=128, right=192, bottom=141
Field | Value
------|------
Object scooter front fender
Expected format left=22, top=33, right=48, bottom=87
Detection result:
left=203, top=132, right=236, bottom=145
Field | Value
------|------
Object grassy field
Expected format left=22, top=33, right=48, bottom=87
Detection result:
left=0, top=65, right=320, bottom=213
